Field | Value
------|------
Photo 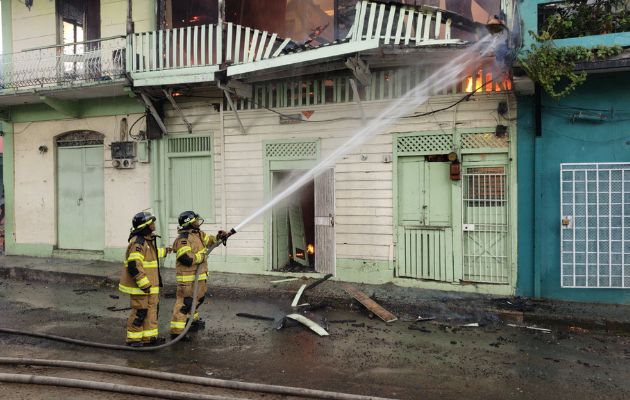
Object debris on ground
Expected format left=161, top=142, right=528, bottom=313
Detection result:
left=73, top=289, right=98, bottom=295
left=568, top=326, right=589, bottom=334
left=269, top=277, right=300, bottom=284
left=304, top=274, right=333, bottom=291
left=351, top=323, right=366, bottom=328
left=341, top=283, right=397, bottom=323
left=461, top=323, right=480, bottom=327
left=320, top=317, right=329, bottom=331
left=106, top=306, right=131, bottom=312
left=285, top=313, right=329, bottom=336
left=408, top=325, right=431, bottom=333
left=291, top=284, right=307, bottom=308
left=298, top=302, right=328, bottom=312
left=507, top=323, right=551, bottom=334
left=108, top=295, right=119, bottom=299
left=236, top=313, right=275, bottom=321
left=329, top=319, right=357, bottom=324
left=276, top=317, right=301, bottom=330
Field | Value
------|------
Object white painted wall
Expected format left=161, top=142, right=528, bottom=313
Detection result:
left=102, top=0, right=156, bottom=37
left=11, top=0, right=56, bottom=52
left=12, top=114, right=150, bottom=249
left=8, top=0, right=155, bottom=52
left=161, top=94, right=508, bottom=264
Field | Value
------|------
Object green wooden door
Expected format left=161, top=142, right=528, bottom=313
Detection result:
left=272, top=173, right=290, bottom=269
left=397, top=156, right=455, bottom=281
left=57, top=146, right=104, bottom=250
left=168, top=155, right=213, bottom=219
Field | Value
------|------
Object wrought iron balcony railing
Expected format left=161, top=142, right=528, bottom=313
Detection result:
left=0, top=36, right=127, bottom=91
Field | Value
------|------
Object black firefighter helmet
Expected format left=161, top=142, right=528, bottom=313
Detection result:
left=130, top=211, right=156, bottom=235
left=178, top=210, right=203, bottom=228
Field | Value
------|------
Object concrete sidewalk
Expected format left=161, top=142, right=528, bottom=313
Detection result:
left=1, top=255, right=629, bottom=332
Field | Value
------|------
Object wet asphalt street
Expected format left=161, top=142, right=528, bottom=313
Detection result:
left=0, top=278, right=629, bottom=400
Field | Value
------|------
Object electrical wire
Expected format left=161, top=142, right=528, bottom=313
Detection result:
left=128, top=114, right=147, bottom=140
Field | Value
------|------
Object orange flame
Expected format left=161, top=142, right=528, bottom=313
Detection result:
left=465, top=77, right=473, bottom=93
left=307, top=244, right=314, bottom=255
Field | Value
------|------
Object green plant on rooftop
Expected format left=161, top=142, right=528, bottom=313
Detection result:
left=541, top=0, right=630, bottom=39
left=519, top=1, right=626, bottom=99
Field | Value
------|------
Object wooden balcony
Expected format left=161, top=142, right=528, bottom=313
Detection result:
left=129, top=1, right=473, bottom=86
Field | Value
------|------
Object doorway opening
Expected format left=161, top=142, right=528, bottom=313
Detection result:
left=271, top=171, right=315, bottom=272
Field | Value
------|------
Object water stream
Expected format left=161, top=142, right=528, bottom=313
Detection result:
left=234, top=34, right=502, bottom=233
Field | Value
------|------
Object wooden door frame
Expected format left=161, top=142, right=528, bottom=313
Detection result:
left=393, top=128, right=517, bottom=286
left=262, top=138, right=320, bottom=271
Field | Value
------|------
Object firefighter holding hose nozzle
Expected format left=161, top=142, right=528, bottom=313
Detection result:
left=170, top=211, right=230, bottom=341
left=119, top=211, right=172, bottom=347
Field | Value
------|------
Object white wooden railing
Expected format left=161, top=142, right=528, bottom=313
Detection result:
left=347, top=0, right=459, bottom=45
left=224, top=23, right=292, bottom=65
left=128, top=1, right=463, bottom=75
left=128, top=24, right=223, bottom=73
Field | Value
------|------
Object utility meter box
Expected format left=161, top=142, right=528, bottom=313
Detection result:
left=111, top=141, right=137, bottom=169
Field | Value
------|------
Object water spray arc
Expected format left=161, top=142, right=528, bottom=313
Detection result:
left=234, top=34, right=502, bottom=233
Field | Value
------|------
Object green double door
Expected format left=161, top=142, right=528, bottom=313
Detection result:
left=397, top=156, right=456, bottom=282
left=57, top=145, right=104, bottom=251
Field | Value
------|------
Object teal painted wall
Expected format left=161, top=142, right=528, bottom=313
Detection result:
left=517, top=73, right=630, bottom=304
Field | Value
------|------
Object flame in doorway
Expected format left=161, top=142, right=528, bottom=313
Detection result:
left=307, top=244, right=315, bottom=255
left=465, top=76, right=473, bottom=93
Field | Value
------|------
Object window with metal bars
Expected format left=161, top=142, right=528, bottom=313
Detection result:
left=560, top=163, right=630, bottom=288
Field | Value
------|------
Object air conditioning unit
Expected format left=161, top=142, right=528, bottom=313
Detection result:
left=112, top=158, right=135, bottom=169
left=111, top=141, right=137, bottom=169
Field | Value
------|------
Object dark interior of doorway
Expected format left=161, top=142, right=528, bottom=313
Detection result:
left=273, top=171, right=315, bottom=272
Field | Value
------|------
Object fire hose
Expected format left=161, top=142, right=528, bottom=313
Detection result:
left=0, top=358, right=394, bottom=400
left=0, top=228, right=237, bottom=352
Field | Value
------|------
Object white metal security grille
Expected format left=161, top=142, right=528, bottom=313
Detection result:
left=560, top=163, right=630, bottom=288
left=462, top=167, right=509, bottom=283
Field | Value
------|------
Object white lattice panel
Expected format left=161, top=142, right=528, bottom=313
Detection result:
left=461, top=133, right=509, bottom=149
left=561, top=163, right=630, bottom=288
left=265, top=141, right=317, bottom=159
left=396, top=134, right=452, bottom=154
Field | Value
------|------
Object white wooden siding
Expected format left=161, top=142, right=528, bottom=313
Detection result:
left=163, top=95, right=508, bottom=261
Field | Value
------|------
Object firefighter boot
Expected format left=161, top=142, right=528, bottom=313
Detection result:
left=171, top=333, right=192, bottom=342
left=189, top=318, right=206, bottom=332
left=144, top=337, right=166, bottom=347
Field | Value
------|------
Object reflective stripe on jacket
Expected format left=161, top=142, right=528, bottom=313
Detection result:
left=119, top=234, right=167, bottom=295
left=172, top=229, right=216, bottom=282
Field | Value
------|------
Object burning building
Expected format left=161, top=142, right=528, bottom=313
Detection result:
left=0, top=0, right=519, bottom=296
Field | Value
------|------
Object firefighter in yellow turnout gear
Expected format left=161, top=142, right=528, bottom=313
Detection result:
left=119, top=211, right=171, bottom=347
left=170, top=211, right=228, bottom=340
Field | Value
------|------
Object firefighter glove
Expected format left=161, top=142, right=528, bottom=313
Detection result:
left=217, top=230, right=229, bottom=245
